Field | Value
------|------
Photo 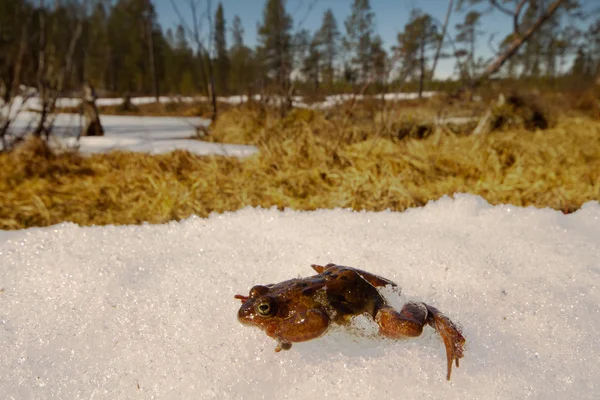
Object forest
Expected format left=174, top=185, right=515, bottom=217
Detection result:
left=1, top=0, right=599, bottom=102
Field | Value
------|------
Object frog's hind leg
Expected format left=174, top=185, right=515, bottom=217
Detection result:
left=375, top=303, right=465, bottom=381
left=375, top=303, right=428, bottom=338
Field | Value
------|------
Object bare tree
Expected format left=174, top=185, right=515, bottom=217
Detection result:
left=34, top=0, right=85, bottom=139
left=171, top=0, right=218, bottom=121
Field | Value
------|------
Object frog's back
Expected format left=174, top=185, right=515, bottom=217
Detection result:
left=263, top=266, right=387, bottom=324
left=317, top=266, right=386, bottom=323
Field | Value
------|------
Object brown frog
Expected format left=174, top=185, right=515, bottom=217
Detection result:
left=235, top=263, right=466, bottom=380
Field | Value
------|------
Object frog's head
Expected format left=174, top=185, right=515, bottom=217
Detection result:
left=235, top=285, right=280, bottom=333
left=235, top=282, right=330, bottom=346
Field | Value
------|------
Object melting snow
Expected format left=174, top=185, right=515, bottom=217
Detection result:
left=3, top=112, right=257, bottom=157
left=1, top=195, right=599, bottom=399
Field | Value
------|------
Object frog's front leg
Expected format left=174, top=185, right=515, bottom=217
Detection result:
left=273, top=309, right=330, bottom=352
left=274, top=341, right=292, bottom=352
left=375, top=303, right=465, bottom=380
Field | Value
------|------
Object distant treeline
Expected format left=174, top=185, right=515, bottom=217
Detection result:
left=1, top=0, right=599, bottom=100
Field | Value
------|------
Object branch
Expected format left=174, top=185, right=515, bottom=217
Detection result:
left=513, top=0, right=528, bottom=37
left=489, top=0, right=514, bottom=17
left=295, top=0, right=318, bottom=31
left=473, top=0, right=567, bottom=86
left=44, top=17, right=84, bottom=136
left=170, top=0, right=210, bottom=95
left=487, top=32, right=498, bottom=56
left=170, top=0, right=206, bottom=51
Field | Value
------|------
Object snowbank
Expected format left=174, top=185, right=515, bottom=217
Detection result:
left=1, top=195, right=599, bottom=399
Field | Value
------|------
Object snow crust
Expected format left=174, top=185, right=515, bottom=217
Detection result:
left=1, top=195, right=599, bottom=399
left=3, top=112, right=257, bottom=157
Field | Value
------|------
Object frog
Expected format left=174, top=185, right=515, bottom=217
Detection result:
left=235, top=263, right=466, bottom=380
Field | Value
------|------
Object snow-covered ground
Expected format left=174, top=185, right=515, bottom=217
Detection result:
left=1, top=195, right=599, bottom=399
left=294, top=91, right=436, bottom=109
left=5, top=92, right=437, bottom=114
left=9, top=111, right=210, bottom=139
left=3, top=112, right=257, bottom=157
left=1, top=91, right=445, bottom=156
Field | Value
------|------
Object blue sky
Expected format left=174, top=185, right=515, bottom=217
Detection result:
left=154, top=0, right=595, bottom=78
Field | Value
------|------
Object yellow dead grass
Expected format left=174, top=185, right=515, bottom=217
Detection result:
left=0, top=107, right=598, bottom=230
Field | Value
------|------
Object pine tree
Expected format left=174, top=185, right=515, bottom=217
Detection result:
left=257, top=0, right=293, bottom=95
left=85, top=1, right=111, bottom=89
left=571, top=46, right=590, bottom=76
left=302, top=34, right=321, bottom=92
left=344, top=0, right=374, bottom=83
left=586, top=19, right=600, bottom=81
left=231, top=15, right=244, bottom=49
left=293, top=29, right=311, bottom=73
left=315, top=9, right=339, bottom=89
left=455, top=11, right=482, bottom=78
left=370, top=35, right=387, bottom=87
left=107, top=0, right=162, bottom=94
left=173, top=25, right=199, bottom=94
left=229, top=15, right=255, bottom=95
left=214, top=2, right=229, bottom=94
left=394, top=10, right=438, bottom=97
left=520, top=3, right=543, bottom=77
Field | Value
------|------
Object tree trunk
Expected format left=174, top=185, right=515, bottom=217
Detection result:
left=34, top=3, right=47, bottom=138
left=419, top=37, right=425, bottom=98
left=430, top=0, right=453, bottom=81
left=82, top=83, right=104, bottom=136
left=204, top=49, right=217, bottom=121
left=147, top=20, right=159, bottom=102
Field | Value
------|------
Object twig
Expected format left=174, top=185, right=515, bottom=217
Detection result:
left=489, top=0, right=514, bottom=17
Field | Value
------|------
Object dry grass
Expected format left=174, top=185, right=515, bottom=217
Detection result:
left=1, top=105, right=599, bottom=230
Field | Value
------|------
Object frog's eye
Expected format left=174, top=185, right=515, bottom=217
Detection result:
left=256, top=300, right=274, bottom=316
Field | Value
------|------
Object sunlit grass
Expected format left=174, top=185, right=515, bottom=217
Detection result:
left=1, top=105, right=598, bottom=230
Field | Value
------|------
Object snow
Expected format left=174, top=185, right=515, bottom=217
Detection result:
left=293, top=92, right=437, bottom=109
left=5, top=92, right=438, bottom=116
left=6, top=95, right=204, bottom=111
left=10, top=112, right=210, bottom=139
left=63, top=137, right=257, bottom=157
left=1, top=195, right=599, bottom=399
left=3, top=112, right=258, bottom=157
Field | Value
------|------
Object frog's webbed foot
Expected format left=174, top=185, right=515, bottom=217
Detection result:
left=375, top=303, right=465, bottom=381
left=275, top=341, right=292, bottom=352
left=424, top=304, right=465, bottom=380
